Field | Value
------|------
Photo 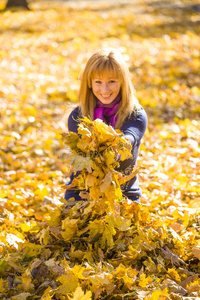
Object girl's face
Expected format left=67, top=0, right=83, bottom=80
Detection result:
left=91, top=72, right=121, bottom=105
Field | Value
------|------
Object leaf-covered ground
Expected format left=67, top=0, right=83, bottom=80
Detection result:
left=0, top=0, right=200, bottom=299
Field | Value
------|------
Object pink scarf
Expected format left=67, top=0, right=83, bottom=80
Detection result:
left=93, top=93, right=122, bottom=128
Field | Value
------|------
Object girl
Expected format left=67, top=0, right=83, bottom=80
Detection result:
left=65, top=48, right=147, bottom=204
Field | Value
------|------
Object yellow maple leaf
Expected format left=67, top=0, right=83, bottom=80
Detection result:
left=68, top=286, right=92, bottom=300
left=62, top=217, right=78, bottom=241
left=62, top=131, right=79, bottom=151
left=93, top=119, right=115, bottom=144
left=104, top=147, right=116, bottom=169
left=114, top=216, right=131, bottom=231
left=167, top=268, right=181, bottom=283
left=113, top=264, right=127, bottom=277
left=118, top=166, right=140, bottom=186
left=139, top=273, right=153, bottom=288
left=78, top=124, right=92, bottom=142
left=85, top=173, right=97, bottom=188
left=57, top=273, right=79, bottom=294
left=76, top=140, right=89, bottom=152
left=71, top=265, right=87, bottom=280
left=40, top=286, right=56, bottom=300
left=89, top=185, right=101, bottom=201
left=145, top=288, right=169, bottom=300
left=113, top=264, right=138, bottom=289
left=100, top=171, right=113, bottom=192
left=21, top=274, right=34, bottom=291
left=100, top=224, right=115, bottom=249
left=89, top=219, right=104, bottom=241
left=69, top=155, right=93, bottom=173
left=39, top=227, right=50, bottom=246
left=35, top=186, right=50, bottom=201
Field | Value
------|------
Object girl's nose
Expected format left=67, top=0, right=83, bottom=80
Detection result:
left=101, top=84, right=109, bottom=92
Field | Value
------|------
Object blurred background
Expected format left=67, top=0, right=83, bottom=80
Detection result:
left=0, top=0, right=200, bottom=213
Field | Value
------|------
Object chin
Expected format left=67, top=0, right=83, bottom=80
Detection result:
left=101, top=100, right=113, bottom=104
left=100, top=97, right=115, bottom=104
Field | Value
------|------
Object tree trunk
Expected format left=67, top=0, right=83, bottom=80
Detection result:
left=5, top=0, right=30, bottom=10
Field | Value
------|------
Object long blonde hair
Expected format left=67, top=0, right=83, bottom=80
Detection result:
left=78, top=48, right=141, bottom=129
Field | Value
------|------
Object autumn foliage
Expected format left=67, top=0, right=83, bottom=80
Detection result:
left=0, top=0, right=200, bottom=299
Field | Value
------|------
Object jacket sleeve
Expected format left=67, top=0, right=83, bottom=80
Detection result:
left=121, top=108, right=148, bottom=147
left=68, top=107, right=81, bottom=133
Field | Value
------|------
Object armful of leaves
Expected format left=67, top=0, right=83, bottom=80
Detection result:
left=62, top=117, right=140, bottom=203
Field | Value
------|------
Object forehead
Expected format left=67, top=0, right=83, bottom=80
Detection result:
left=92, top=70, right=119, bottom=79
left=90, top=58, right=121, bottom=79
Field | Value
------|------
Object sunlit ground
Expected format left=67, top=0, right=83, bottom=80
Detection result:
left=0, top=0, right=200, bottom=298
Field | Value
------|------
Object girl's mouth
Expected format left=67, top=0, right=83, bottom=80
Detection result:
left=100, top=94, right=112, bottom=99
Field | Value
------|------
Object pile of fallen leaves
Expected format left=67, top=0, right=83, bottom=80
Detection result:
left=1, top=117, right=200, bottom=300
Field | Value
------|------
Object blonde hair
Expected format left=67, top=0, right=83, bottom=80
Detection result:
left=78, top=48, right=141, bottom=129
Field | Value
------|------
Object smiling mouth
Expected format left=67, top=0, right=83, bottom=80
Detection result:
left=101, top=94, right=112, bottom=99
